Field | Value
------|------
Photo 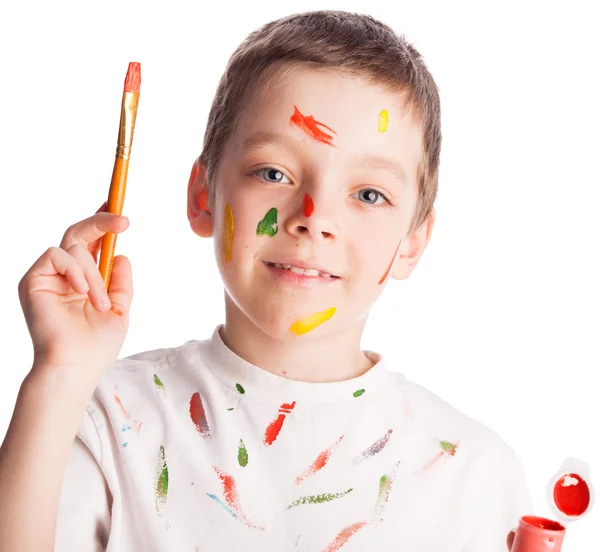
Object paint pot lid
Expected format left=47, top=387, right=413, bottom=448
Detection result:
left=546, top=457, right=595, bottom=526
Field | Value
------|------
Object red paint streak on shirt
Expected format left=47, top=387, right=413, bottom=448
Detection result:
left=264, top=401, right=296, bottom=446
left=323, top=521, right=368, bottom=552
left=290, top=105, right=337, bottom=146
left=190, top=392, right=211, bottom=438
left=554, top=473, right=591, bottom=517
left=295, top=435, right=344, bottom=485
left=303, top=193, right=315, bottom=217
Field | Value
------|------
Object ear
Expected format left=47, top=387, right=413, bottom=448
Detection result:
left=187, top=157, right=213, bottom=238
left=391, top=207, right=436, bottom=281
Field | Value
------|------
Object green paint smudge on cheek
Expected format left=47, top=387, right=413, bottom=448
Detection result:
left=256, top=207, right=278, bottom=236
left=353, top=389, right=365, bottom=397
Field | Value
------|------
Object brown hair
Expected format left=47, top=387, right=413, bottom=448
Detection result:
left=199, top=10, right=441, bottom=235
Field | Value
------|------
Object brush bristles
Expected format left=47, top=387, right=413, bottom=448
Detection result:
left=124, top=62, right=141, bottom=94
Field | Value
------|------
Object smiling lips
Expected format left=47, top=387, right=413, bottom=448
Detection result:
left=264, top=261, right=339, bottom=279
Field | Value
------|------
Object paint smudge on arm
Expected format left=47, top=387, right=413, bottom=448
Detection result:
left=290, top=105, right=337, bottom=146
left=256, top=207, right=278, bottom=236
left=190, top=392, right=211, bottom=439
left=222, top=203, right=235, bottom=263
left=303, top=193, right=314, bottom=217
left=264, top=401, right=296, bottom=446
left=289, top=307, right=336, bottom=335
left=295, top=435, right=344, bottom=485
left=378, top=109, right=389, bottom=133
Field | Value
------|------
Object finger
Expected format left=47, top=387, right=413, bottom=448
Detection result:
left=20, top=246, right=89, bottom=299
left=506, top=530, right=516, bottom=550
left=60, top=212, right=129, bottom=252
left=95, top=200, right=108, bottom=214
left=106, top=255, right=133, bottom=317
left=66, top=243, right=112, bottom=311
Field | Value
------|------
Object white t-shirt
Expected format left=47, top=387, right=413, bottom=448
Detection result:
left=55, top=324, right=532, bottom=551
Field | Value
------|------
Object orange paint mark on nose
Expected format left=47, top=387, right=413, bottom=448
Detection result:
left=290, top=105, right=337, bottom=146
left=303, top=193, right=315, bottom=217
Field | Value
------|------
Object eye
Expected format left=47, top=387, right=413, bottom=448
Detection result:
left=355, top=188, right=390, bottom=206
left=253, top=167, right=292, bottom=184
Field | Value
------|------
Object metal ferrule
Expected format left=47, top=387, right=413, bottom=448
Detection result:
left=116, top=92, right=139, bottom=160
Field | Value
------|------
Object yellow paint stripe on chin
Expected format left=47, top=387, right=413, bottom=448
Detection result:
left=223, top=203, right=234, bottom=263
left=289, top=307, right=336, bottom=336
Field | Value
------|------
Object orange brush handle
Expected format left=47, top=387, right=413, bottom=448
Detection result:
left=99, top=156, right=129, bottom=289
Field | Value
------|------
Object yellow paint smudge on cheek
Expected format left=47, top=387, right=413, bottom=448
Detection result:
left=289, top=307, right=336, bottom=336
left=222, top=203, right=234, bottom=263
left=378, top=109, right=389, bottom=133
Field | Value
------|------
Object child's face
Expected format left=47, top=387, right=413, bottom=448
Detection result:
left=189, top=67, right=433, bottom=340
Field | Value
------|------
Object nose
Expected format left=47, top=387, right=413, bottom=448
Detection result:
left=283, top=193, right=338, bottom=242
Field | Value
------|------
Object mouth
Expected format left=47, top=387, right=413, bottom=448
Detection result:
left=263, top=261, right=340, bottom=279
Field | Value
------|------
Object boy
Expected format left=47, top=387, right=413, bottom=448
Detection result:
left=0, top=10, right=528, bottom=551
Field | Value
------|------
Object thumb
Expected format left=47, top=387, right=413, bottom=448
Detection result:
left=107, top=255, right=133, bottom=316
left=506, top=529, right=516, bottom=550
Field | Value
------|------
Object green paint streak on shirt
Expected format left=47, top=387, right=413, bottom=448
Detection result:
left=286, top=488, right=353, bottom=510
left=353, top=389, right=365, bottom=397
left=236, top=383, right=245, bottom=394
left=156, top=445, right=169, bottom=505
left=154, top=374, right=165, bottom=392
left=256, top=208, right=278, bottom=236
left=238, top=439, right=248, bottom=467
left=440, top=440, right=457, bottom=453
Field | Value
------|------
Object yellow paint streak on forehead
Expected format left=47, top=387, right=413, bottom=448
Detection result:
left=222, top=203, right=234, bottom=263
left=289, top=307, right=336, bottom=336
left=378, top=109, right=389, bottom=133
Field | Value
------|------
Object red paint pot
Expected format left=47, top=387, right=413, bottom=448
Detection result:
left=511, top=516, right=565, bottom=551
left=512, top=457, right=594, bottom=551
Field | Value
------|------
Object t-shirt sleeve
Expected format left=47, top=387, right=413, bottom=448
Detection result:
left=54, top=408, right=112, bottom=552
left=462, top=444, right=534, bottom=552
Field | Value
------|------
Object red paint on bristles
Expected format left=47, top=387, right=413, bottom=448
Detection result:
left=124, top=62, right=141, bottom=94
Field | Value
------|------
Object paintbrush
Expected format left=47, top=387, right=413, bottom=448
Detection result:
left=98, top=61, right=141, bottom=289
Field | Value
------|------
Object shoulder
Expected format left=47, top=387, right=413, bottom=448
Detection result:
left=398, top=376, right=521, bottom=464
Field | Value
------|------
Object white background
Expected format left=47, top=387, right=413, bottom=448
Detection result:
left=1, top=0, right=598, bottom=549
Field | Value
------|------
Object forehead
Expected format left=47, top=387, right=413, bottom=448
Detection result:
left=230, top=66, right=423, bottom=187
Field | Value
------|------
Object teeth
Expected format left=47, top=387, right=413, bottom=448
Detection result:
left=267, top=262, right=335, bottom=278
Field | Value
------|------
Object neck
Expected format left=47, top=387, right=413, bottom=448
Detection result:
left=221, top=293, right=374, bottom=383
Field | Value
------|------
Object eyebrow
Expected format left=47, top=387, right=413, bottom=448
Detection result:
left=242, top=131, right=408, bottom=189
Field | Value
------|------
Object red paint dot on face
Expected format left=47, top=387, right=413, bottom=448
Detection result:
left=303, top=193, right=314, bottom=217
left=554, top=473, right=591, bottom=517
left=522, top=516, right=565, bottom=531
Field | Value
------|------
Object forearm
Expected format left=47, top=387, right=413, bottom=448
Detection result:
left=0, top=366, right=97, bottom=551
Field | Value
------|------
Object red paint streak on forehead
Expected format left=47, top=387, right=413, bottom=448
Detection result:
left=290, top=105, right=337, bottom=146
left=554, top=473, right=591, bottom=517
left=303, top=193, right=315, bottom=217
